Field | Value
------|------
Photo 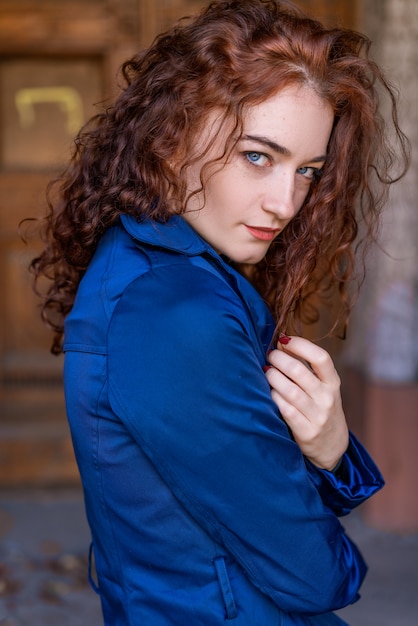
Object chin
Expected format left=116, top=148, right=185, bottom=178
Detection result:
left=240, top=252, right=267, bottom=265
left=223, top=246, right=268, bottom=267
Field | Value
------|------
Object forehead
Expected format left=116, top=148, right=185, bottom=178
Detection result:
left=194, top=85, right=334, bottom=155
left=243, top=85, right=334, bottom=155
left=190, top=85, right=333, bottom=165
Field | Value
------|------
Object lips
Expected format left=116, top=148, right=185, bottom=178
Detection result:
left=245, top=225, right=280, bottom=241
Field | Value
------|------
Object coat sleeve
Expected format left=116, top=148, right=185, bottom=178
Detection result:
left=305, top=433, right=384, bottom=516
left=107, top=263, right=383, bottom=615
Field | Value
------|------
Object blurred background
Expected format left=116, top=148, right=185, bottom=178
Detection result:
left=0, top=0, right=417, bottom=624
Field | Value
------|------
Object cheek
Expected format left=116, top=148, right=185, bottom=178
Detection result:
left=294, top=182, right=312, bottom=211
left=205, top=175, right=235, bottom=211
left=195, top=162, right=247, bottom=217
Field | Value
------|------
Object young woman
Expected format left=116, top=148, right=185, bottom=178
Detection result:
left=30, top=1, right=409, bottom=624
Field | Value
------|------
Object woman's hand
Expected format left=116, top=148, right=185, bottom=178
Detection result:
left=265, top=336, right=349, bottom=471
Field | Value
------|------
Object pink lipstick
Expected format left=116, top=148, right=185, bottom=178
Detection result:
left=245, top=225, right=280, bottom=241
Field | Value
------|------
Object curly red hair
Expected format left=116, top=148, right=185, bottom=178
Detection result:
left=29, top=0, right=409, bottom=354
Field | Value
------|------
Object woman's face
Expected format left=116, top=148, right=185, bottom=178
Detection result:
left=182, top=84, right=334, bottom=265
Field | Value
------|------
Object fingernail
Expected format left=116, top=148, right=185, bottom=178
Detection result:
left=278, top=333, right=291, bottom=345
left=263, top=365, right=271, bottom=372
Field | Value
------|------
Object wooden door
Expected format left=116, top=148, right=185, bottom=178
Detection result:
left=297, top=0, right=357, bottom=27
left=0, top=0, right=142, bottom=486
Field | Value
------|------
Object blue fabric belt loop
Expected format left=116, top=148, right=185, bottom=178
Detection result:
left=213, top=556, right=238, bottom=620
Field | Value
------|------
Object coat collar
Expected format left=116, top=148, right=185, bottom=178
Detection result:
left=120, top=214, right=214, bottom=257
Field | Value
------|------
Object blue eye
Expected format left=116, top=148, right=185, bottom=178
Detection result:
left=245, top=152, right=269, bottom=166
left=297, top=166, right=320, bottom=179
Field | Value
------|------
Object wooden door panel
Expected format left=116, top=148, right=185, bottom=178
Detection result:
left=297, top=0, right=357, bottom=27
left=0, top=171, right=74, bottom=485
left=1, top=58, right=103, bottom=170
left=0, top=173, right=60, bottom=376
left=0, top=0, right=123, bottom=487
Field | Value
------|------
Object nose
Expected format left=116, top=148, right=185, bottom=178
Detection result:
left=262, top=169, right=298, bottom=222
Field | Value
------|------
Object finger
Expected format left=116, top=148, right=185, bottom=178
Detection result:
left=267, top=349, right=322, bottom=399
left=266, top=352, right=341, bottom=424
left=274, top=336, right=339, bottom=384
left=271, top=383, right=349, bottom=468
left=270, top=387, right=321, bottom=450
left=270, top=387, right=310, bottom=427
left=265, top=363, right=316, bottom=419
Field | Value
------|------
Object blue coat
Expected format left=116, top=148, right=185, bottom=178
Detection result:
left=64, top=214, right=384, bottom=625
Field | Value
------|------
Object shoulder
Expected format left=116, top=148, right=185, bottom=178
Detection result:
left=107, top=258, right=269, bottom=426
left=110, top=259, right=249, bottom=347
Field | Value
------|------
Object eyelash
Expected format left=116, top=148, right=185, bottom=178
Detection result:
left=243, top=151, right=322, bottom=179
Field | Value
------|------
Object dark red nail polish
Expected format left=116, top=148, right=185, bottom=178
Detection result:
left=263, top=365, right=271, bottom=372
left=278, top=333, right=291, bottom=345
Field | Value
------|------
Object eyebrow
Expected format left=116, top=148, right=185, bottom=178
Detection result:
left=242, top=134, right=327, bottom=163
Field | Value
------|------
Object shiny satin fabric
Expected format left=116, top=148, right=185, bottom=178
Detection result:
left=63, top=215, right=383, bottom=625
